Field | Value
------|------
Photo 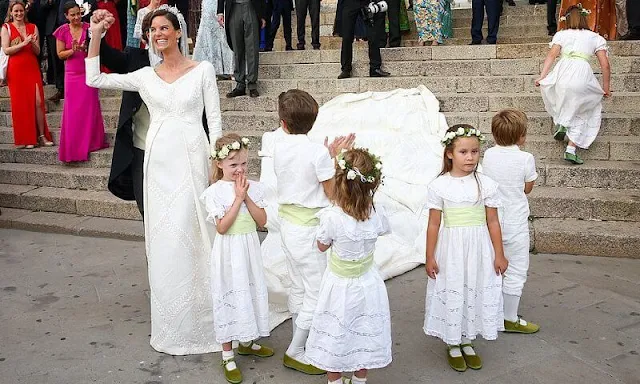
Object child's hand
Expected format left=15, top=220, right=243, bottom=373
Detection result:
left=494, top=256, right=509, bottom=276
left=534, top=78, right=543, bottom=87
left=325, top=133, right=356, bottom=158
left=234, top=173, right=249, bottom=201
left=425, top=258, right=439, bottom=279
left=603, top=89, right=612, bottom=98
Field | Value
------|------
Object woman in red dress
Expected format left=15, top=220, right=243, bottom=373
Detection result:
left=97, top=0, right=122, bottom=50
left=0, top=0, right=53, bottom=149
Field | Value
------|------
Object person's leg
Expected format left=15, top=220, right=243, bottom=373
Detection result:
left=386, top=0, right=401, bottom=47
left=229, top=3, right=247, bottom=92
left=47, top=35, right=64, bottom=101
left=352, top=369, right=368, bottom=383
left=626, top=0, right=640, bottom=37
left=470, top=0, right=485, bottom=43
left=244, top=3, right=260, bottom=93
left=340, top=0, right=358, bottom=74
left=283, top=1, right=293, bottom=48
left=547, top=0, right=557, bottom=35
left=221, top=341, right=242, bottom=383
left=132, top=147, right=145, bottom=216
left=295, top=0, right=309, bottom=48
left=485, top=0, right=501, bottom=44
left=267, top=2, right=282, bottom=50
left=309, top=0, right=321, bottom=48
left=368, top=11, right=385, bottom=74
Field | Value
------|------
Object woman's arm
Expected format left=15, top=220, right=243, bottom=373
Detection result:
left=596, top=49, right=611, bottom=97
left=1, top=25, right=30, bottom=55
left=29, top=26, right=40, bottom=56
left=425, top=209, right=441, bottom=279
left=486, top=207, right=508, bottom=275
left=56, top=38, right=74, bottom=60
left=133, top=9, right=145, bottom=40
left=202, top=62, right=223, bottom=143
left=535, top=44, right=561, bottom=85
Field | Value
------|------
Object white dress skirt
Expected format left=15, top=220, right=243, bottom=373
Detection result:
left=200, top=180, right=270, bottom=344
left=305, top=206, right=392, bottom=372
left=423, top=173, right=504, bottom=346
left=539, top=29, right=608, bottom=149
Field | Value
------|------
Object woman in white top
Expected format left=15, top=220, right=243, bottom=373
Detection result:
left=86, top=8, right=223, bottom=355
left=536, top=5, right=612, bottom=165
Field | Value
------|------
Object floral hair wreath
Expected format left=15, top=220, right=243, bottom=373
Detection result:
left=212, top=137, right=250, bottom=160
left=441, top=126, right=486, bottom=147
left=559, top=3, right=591, bottom=22
left=337, top=149, right=383, bottom=184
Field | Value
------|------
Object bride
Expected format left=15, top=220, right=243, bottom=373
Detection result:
left=86, top=8, right=223, bottom=355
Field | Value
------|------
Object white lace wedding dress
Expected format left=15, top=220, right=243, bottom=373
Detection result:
left=193, top=0, right=235, bottom=76
left=85, top=56, right=223, bottom=355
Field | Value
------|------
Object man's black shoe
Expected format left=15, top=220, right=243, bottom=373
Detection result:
left=338, top=70, right=351, bottom=79
left=312, top=44, right=321, bottom=50
left=506, top=0, right=515, bottom=6
left=470, top=40, right=482, bottom=45
left=297, top=43, right=305, bottom=50
left=249, top=89, right=259, bottom=98
left=285, top=46, right=294, bottom=51
left=226, top=88, right=246, bottom=98
left=621, top=33, right=640, bottom=41
left=370, top=68, right=390, bottom=77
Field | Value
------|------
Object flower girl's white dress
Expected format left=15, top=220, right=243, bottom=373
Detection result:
left=423, top=172, right=504, bottom=345
left=200, top=180, right=270, bottom=343
left=305, top=206, right=392, bottom=372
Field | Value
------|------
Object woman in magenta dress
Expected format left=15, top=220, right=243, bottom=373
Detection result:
left=54, top=2, right=107, bottom=162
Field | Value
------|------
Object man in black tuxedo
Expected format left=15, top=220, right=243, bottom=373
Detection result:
left=218, top=0, right=266, bottom=98
left=40, top=0, right=64, bottom=101
left=90, top=9, right=208, bottom=215
left=623, top=0, right=640, bottom=40
left=547, top=0, right=557, bottom=36
left=471, top=0, right=501, bottom=44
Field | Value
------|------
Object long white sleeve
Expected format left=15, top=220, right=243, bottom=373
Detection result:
left=85, top=56, right=142, bottom=91
left=133, top=8, right=148, bottom=40
left=201, top=61, right=222, bottom=148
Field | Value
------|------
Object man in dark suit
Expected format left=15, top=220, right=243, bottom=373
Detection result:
left=547, top=0, right=557, bottom=36
left=40, top=0, right=65, bottom=101
left=265, top=0, right=293, bottom=51
left=471, top=0, right=501, bottom=44
left=623, top=0, right=640, bottom=40
left=218, top=0, right=266, bottom=98
left=379, top=0, right=400, bottom=48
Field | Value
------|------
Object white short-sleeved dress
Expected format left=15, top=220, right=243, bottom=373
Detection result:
left=423, top=173, right=504, bottom=345
left=539, top=29, right=608, bottom=149
left=200, top=180, right=270, bottom=344
left=305, top=206, right=392, bottom=372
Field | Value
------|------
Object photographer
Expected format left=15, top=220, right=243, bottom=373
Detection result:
left=338, top=0, right=390, bottom=79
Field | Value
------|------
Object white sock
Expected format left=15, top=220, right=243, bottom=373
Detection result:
left=291, top=313, right=298, bottom=338
left=328, top=379, right=342, bottom=384
left=352, top=375, right=367, bottom=383
left=239, top=341, right=262, bottom=351
left=285, top=327, right=309, bottom=359
left=447, top=344, right=462, bottom=357
left=461, top=337, right=476, bottom=356
left=222, top=350, right=237, bottom=370
left=503, top=293, right=521, bottom=322
left=566, top=145, right=576, bottom=155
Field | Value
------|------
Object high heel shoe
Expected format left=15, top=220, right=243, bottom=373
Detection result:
left=38, top=135, right=54, bottom=147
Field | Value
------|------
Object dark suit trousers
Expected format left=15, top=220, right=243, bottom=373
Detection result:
left=547, top=0, right=557, bottom=34
left=341, top=0, right=383, bottom=72
left=471, top=0, right=501, bottom=43
left=46, top=35, right=64, bottom=91
left=628, top=0, right=640, bottom=35
left=267, top=0, right=293, bottom=49
left=230, top=1, right=260, bottom=90
left=295, top=0, right=320, bottom=47
left=380, top=0, right=401, bottom=47
left=132, top=147, right=144, bottom=215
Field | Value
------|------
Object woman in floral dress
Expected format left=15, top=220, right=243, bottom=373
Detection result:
left=414, top=0, right=452, bottom=45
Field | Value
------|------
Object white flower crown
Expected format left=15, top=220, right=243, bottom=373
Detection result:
left=212, top=137, right=250, bottom=160
left=337, top=149, right=383, bottom=184
left=559, top=3, right=591, bottom=21
left=441, top=126, right=486, bottom=146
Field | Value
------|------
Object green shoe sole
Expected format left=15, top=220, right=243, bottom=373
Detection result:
left=553, top=125, right=567, bottom=141
left=283, top=354, right=326, bottom=375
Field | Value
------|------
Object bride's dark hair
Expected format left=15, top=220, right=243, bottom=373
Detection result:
left=150, top=9, right=181, bottom=31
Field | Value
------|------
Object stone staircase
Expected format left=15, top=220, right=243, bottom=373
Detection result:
left=1, top=1, right=639, bottom=258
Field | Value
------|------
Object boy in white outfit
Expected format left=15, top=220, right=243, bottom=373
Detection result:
left=482, top=109, right=540, bottom=334
left=273, top=89, right=355, bottom=374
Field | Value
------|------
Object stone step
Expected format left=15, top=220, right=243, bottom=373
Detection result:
left=0, top=183, right=141, bottom=220
left=538, top=159, right=640, bottom=190
left=532, top=218, right=640, bottom=258
left=0, top=111, right=120, bottom=130
left=0, top=163, right=110, bottom=190
left=0, top=87, right=121, bottom=99
left=0, top=127, right=116, bottom=145
left=529, top=187, right=640, bottom=222
left=218, top=92, right=640, bottom=113
left=0, top=97, right=122, bottom=113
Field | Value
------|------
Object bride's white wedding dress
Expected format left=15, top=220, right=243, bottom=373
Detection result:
left=86, top=56, right=223, bottom=355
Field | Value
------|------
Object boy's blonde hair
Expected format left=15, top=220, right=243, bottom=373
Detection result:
left=211, top=133, right=246, bottom=182
left=491, top=109, right=528, bottom=146
left=333, top=149, right=381, bottom=222
left=278, top=89, right=319, bottom=134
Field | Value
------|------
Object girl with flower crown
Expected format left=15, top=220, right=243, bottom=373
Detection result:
left=536, top=4, right=611, bottom=165
left=304, top=148, right=392, bottom=384
left=423, top=124, right=508, bottom=373
left=558, top=0, right=617, bottom=40
left=200, top=133, right=274, bottom=384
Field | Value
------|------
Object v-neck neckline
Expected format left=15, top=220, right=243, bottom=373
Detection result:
left=153, top=62, right=203, bottom=85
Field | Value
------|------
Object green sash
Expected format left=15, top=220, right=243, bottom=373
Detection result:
left=329, top=251, right=374, bottom=278
left=227, top=213, right=257, bottom=235
left=278, top=204, right=321, bottom=226
left=561, top=51, right=591, bottom=61
left=443, top=206, right=486, bottom=228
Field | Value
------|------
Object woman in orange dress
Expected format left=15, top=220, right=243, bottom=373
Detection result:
left=558, top=0, right=617, bottom=40
left=0, top=0, right=53, bottom=149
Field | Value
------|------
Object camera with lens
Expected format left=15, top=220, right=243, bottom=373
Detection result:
left=361, top=0, right=388, bottom=26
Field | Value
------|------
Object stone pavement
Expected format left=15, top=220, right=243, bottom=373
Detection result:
left=0, top=229, right=639, bottom=384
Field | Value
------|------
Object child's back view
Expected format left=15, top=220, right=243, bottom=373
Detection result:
left=273, top=89, right=354, bottom=375
left=482, top=109, right=540, bottom=335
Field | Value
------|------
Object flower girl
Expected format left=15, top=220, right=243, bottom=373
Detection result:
left=536, top=4, right=611, bottom=165
left=200, top=134, right=273, bottom=384
left=304, top=148, right=392, bottom=384
left=424, top=125, right=508, bottom=372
